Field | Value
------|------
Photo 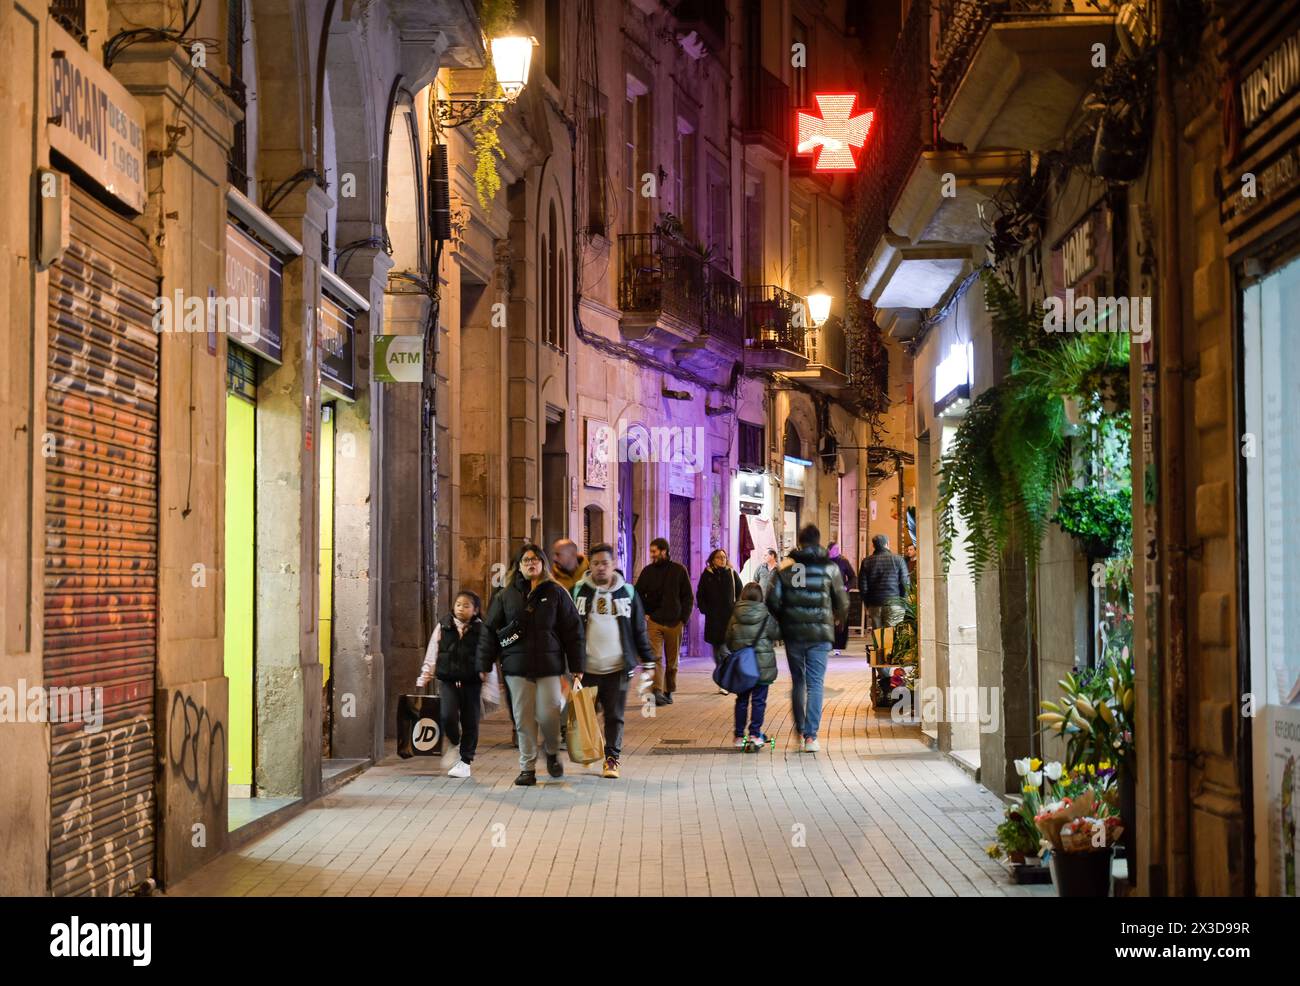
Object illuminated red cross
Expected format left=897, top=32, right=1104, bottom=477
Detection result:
left=795, top=93, right=874, bottom=172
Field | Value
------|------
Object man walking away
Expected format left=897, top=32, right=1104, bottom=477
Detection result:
left=858, top=534, right=910, bottom=662
left=827, top=542, right=856, bottom=655
left=765, top=524, right=848, bottom=753
left=550, top=538, right=588, bottom=592
left=634, top=537, right=694, bottom=706
left=572, top=543, right=654, bottom=778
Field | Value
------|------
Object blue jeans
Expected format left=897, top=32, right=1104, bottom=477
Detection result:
left=733, top=684, right=769, bottom=737
left=785, top=641, right=831, bottom=738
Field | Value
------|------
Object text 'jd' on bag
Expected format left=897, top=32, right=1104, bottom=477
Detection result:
left=396, top=693, right=443, bottom=758
left=563, top=681, right=605, bottom=765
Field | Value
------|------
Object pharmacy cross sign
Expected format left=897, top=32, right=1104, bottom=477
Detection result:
left=795, top=93, right=874, bottom=172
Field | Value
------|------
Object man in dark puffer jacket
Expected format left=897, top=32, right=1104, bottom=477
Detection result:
left=858, top=534, right=911, bottom=661
left=765, top=524, right=849, bottom=753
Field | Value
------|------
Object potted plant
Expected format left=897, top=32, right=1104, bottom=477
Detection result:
left=1051, top=485, right=1132, bottom=559
left=990, top=807, right=1040, bottom=864
left=1039, top=652, right=1136, bottom=879
left=1034, top=785, right=1123, bottom=897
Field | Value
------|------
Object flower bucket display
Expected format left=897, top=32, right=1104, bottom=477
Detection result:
left=1048, top=847, right=1115, bottom=897
left=990, top=759, right=1123, bottom=891
left=1035, top=790, right=1123, bottom=897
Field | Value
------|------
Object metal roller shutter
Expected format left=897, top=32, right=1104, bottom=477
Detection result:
left=45, top=184, right=160, bottom=897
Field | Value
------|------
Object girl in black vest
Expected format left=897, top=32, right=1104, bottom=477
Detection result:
left=416, top=590, right=486, bottom=779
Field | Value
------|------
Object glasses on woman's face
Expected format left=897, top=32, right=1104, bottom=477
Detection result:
left=521, top=555, right=543, bottom=570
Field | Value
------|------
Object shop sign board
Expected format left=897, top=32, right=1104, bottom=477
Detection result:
left=225, top=222, right=283, bottom=362
left=373, top=335, right=423, bottom=383
left=668, top=457, right=695, bottom=498
left=1220, top=2, right=1300, bottom=249
left=319, top=292, right=356, bottom=400
left=47, top=20, right=147, bottom=213
left=1262, top=706, right=1300, bottom=897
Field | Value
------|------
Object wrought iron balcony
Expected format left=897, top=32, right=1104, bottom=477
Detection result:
left=617, top=233, right=707, bottom=347
left=853, top=0, right=1027, bottom=314
left=741, top=66, right=789, bottom=157
left=673, top=262, right=745, bottom=376
left=744, top=285, right=809, bottom=372
left=852, top=0, right=933, bottom=278
left=703, top=264, right=744, bottom=348
left=786, top=315, right=850, bottom=392
left=935, top=0, right=1117, bottom=150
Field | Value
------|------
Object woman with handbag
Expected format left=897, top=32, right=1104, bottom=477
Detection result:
left=723, top=582, right=781, bottom=750
left=697, top=548, right=744, bottom=694
left=476, top=543, right=585, bottom=786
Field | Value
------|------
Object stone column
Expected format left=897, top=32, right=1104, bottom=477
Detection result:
left=256, top=183, right=331, bottom=800
left=458, top=267, right=510, bottom=601
left=330, top=246, right=393, bottom=761
left=113, top=38, right=239, bottom=884
left=378, top=279, right=432, bottom=736
left=507, top=179, right=539, bottom=544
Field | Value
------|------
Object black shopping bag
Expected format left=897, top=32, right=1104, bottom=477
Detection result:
left=396, top=693, right=442, bottom=758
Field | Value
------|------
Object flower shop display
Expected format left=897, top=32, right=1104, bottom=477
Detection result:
left=988, top=758, right=1123, bottom=894
left=1038, top=648, right=1137, bottom=876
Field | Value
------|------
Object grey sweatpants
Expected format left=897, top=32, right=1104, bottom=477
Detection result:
left=507, top=675, right=564, bottom=771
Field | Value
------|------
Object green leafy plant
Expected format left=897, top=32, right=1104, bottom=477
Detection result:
left=1051, top=485, right=1133, bottom=557
left=891, top=579, right=919, bottom=666
left=470, top=0, right=517, bottom=208
left=1038, top=651, right=1135, bottom=776
left=987, top=803, right=1041, bottom=860
left=936, top=271, right=1131, bottom=578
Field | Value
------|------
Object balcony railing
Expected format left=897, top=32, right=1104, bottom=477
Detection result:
left=744, top=285, right=807, bottom=356
left=806, top=315, right=848, bottom=375
left=618, top=233, right=707, bottom=329
left=703, top=264, right=744, bottom=348
left=852, top=0, right=934, bottom=272
left=934, top=0, right=1113, bottom=120
left=741, top=66, right=789, bottom=150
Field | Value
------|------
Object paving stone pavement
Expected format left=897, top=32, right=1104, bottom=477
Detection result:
left=171, top=645, right=1053, bottom=897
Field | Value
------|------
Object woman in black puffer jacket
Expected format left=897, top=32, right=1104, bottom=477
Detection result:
left=476, top=543, right=584, bottom=786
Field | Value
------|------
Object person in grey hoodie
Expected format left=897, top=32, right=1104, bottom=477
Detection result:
left=571, top=543, right=654, bottom=778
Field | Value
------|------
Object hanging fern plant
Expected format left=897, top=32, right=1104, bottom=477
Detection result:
left=471, top=0, right=517, bottom=208
left=936, top=271, right=1129, bottom=579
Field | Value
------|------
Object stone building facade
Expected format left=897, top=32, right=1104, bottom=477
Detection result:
left=0, top=0, right=482, bottom=895
left=857, top=0, right=1291, bottom=897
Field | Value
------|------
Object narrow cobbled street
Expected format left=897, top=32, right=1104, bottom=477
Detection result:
left=171, top=644, right=1049, bottom=898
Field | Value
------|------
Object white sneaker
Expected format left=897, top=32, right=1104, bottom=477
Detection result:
left=803, top=737, right=820, bottom=753
left=447, top=760, right=472, bottom=778
left=718, top=687, right=729, bottom=695
left=733, top=736, right=746, bottom=748
left=796, top=736, right=807, bottom=753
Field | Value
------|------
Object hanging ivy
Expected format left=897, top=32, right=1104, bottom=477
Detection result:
left=936, top=271, right=1130, bottom=579
left=844, top=295, right=890, bottom=443
left=470, top=0, right=517, bottom=208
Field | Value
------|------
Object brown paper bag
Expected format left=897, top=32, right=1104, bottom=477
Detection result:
left=564, top=681, right=605, bottom=765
